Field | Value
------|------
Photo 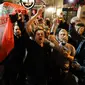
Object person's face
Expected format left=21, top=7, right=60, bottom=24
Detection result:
left=78, top=27, right=85, bottom=35
left=35, top=30, right=45, bottom=45
left=14, top=25, right=21, bottom=37
left=45, top=30, right=50, bottom=39
left=58, top=31, right=68, bottom=42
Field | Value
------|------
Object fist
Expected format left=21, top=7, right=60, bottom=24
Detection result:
left=48, top=35, right=56, bottom=42
left=37, top=6, right=44, bottom=15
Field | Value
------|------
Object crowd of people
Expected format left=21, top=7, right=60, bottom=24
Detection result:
left=0, top=5, right=85, bottom=85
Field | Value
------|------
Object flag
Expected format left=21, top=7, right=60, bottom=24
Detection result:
left=0, top=18, right=14, bottom=62
left=0, top=2, right=28, bottom=62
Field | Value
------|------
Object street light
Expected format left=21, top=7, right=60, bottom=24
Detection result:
left=68, top=0, right=74, bottom=3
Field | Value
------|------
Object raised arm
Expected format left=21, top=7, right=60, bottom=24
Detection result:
left=51, top=18, right=59, bottom=35
left=26, top=6, right=44, bottom=33
left=48, top=34, right=75, bottom=61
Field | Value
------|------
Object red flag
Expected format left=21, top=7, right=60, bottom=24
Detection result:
left=0, top=2, right=28, bottom=62
left=0, top=18, right=14, bottom=62
left=3, top=2, right=28, bottom=15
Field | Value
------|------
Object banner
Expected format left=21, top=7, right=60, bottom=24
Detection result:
left=0, top=2, right=28, bottom=62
